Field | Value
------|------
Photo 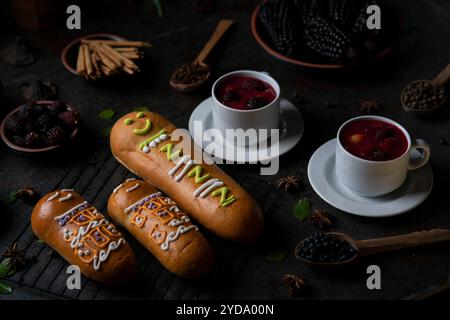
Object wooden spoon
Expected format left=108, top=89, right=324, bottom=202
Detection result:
left=401, top=63, right=450, bottom=114
left=295, top=229, right=450, bottom=268
left=170, top=19, right=234, bottom=93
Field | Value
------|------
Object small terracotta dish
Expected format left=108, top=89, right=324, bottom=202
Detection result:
left=0, top=101, right=80, bottom=154
left=61, top=33, right=126, bottom=75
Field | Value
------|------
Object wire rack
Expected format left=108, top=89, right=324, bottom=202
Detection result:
left=5, top=149, right=277, bottom=300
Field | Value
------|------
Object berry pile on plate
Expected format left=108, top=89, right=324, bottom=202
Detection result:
left=258, top=0, right=396, bottom=64
left=4, top=101, right=79, bottom=148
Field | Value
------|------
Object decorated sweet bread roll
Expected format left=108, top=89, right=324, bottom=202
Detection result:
left=31, top=189, right=136, bottom=284
left=110, top=110, right=264, bottom=243
left=108, top=179, right=214, bottom=279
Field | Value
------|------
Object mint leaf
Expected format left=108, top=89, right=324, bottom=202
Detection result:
left=0, top=281, right=12, bottom=294
left=0, top=258, right=15, bottom=278
left=153, top=0, right=164, bottom=17
left=134, top=106, right=150, bottom=112
left=7, top=191, right=17, bottom=204
left=265, top=251, right=285, bottom=262
left=98, top=109, right=115, bottom=120
left=293, top=198, right=310, bottom=221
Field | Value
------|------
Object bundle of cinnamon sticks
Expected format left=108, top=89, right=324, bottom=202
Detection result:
left=76, top=40, right=151, bottom=80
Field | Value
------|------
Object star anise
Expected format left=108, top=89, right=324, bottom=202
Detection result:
left=282, top=274, right=307, bottom=297
left=275, top=175, right=302, bottom=193
left=3, top=243, right=26, bottom=269
left=311, top=209, right=332, bottom=230
left=14, top=186, right=38, bottom=202
left=360, top=100, right=381, bottom=113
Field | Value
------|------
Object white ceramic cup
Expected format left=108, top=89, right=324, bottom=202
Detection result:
left=335, top=115, right=430, bottom=197
left=211, top=70, right=280, bottom=146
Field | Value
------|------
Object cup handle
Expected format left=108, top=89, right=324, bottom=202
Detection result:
left=408, top=139, right=430, bottom=170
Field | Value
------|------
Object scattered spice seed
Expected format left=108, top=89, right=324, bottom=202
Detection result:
left=275, top=175, right=302, bottom=193
left=310, top=209, right=332, bottom=230
left=282, top=274, right=307, bottom=297
left=360, top=100, right=381, bottom=113
left=295, top=233, right=357, bottom=263
left=402, top=81, right=446, bottom=111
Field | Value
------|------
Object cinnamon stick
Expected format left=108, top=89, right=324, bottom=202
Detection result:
left=101, top=44, right=140, bottom=71
left=83, top=44, right=94, bottom=78
left=81, top=39, right=152, bottom=48
left=76, top=44, right=86, bottom=75
left=115, top=47, right=139, bottom=53
left=90, top=43, right=120, bottom=70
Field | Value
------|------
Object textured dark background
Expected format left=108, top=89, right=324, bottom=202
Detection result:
left=0, top=0, right=449, bottom=300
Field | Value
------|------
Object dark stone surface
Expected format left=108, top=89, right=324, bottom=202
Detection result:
left=0, top=0, right=449, bottom=300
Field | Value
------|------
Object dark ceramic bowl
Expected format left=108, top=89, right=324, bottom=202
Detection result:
left=61, top=33, right=126, bottom=75
left=0, top=101, right=80, bottom=154
left=251, top=1, right=398, bottom=69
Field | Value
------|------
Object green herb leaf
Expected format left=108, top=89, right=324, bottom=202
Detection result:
left=0, top=281, right=12, bottom=294
left=265, top=251, right=285, bottom=262
left=7, top=191, right=17, bottom=204
left=293, top=198, right=310, bottom=221
left=153, top=0, right=164, bottom=17
left=0, top=258, right=15, bottom=278
left=102, top=126, right=112, bottom=138
left=134, top=106, right=150, bottom=112
left=98, top=109, right=115, bottom=120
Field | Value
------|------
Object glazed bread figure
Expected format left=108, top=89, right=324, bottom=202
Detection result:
left=108, top=179, right=214, bottom=278
left=110, top=110, right=264, bottom=243
left=32, top=189, right=136, bottom=284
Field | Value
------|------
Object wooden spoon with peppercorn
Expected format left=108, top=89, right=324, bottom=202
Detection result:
left=170, top=19, right=234, bottom=93
left=295, top=229, right=450, bottom=268
left=401, top=63, right=450, bottom=115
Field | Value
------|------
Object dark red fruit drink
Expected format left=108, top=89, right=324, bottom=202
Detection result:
left=215, top=76, right=276, bottom=110
left=340, top=119, right=408, bottom=161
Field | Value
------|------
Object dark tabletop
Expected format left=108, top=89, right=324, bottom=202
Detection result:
left=0, top=0, right=449, bottom=300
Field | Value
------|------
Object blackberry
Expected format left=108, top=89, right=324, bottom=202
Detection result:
left=24, top=131, right=40, bottom=146
left=259, top=0, right=298, bottom=56
left=47, top=126, right=67, bottom=145
left=222, top=90, right=239, bottom=102
left=24, top=122, right=35, bottom=133
left=5, top=115, right=23, bottom=133
left=35, top=113, right=53, bottom=132
left=242, top=79, right=266, bottom=92
left=16, top=102, right=35, bottom=121
left=58, top=110, right=78, bottom=127
left=247, top=96, right=267, bottom=109
left=304, top=16, right=356, bottom=62
left=328, top=0, right=353, bottom=28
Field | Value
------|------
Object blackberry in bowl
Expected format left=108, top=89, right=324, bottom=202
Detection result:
left=0, top=100, right=80, bottom=154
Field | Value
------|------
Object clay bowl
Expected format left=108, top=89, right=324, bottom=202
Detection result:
left=250, top=1, right=398, bottom=69
left=0, top=101, right=80, bottom=154
left=61, top=33, right=126, bottom=75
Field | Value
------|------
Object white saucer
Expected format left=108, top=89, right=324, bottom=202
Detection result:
left=188, top=97, right=304, bottom=163
left=307, top=139, right=433, bottom=217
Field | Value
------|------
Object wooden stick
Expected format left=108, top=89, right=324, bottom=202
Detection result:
left=76, top=44, right=86, bottom=75
left=101, top=44, right=140, bottom=71
left=81, top=39, right=152, bottom=48
left=120, top=52, right=142, bottom=59
left=91, top=50, right=102, bottom=78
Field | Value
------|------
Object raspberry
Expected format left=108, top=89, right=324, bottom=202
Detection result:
left=46, top=126, right=66, bottom=145
left=5, top=115, right=23, bottom=133
left=24, top=131, right=40, bottom=146
left=247, top=96, right=267, bottom=109
left=24, top=122, right=35, bottom=133
left=58, top=110, right=78, bottom=127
